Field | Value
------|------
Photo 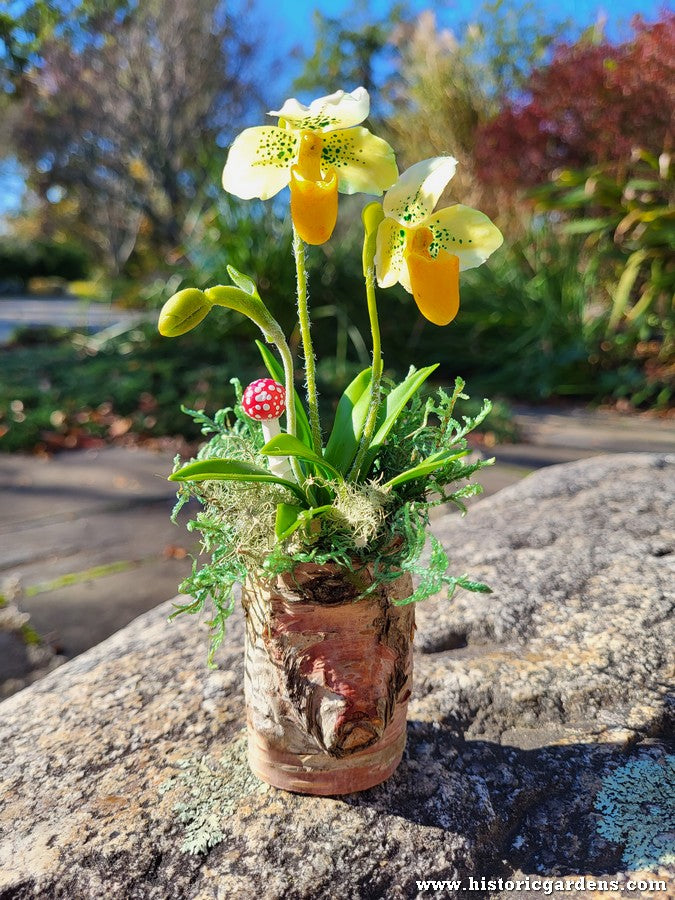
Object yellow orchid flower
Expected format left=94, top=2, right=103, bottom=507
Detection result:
left=375, top=157, right=503, bottom=325
left=222, top=87, right=398, bottom=245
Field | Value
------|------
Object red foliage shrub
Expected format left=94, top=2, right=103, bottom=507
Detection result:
left=476, top=14, right=675, bottom=187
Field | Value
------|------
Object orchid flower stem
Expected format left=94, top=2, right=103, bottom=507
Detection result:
left=292, top=226, right=323, bottom=453
left=348, top=264, right=383, bottom=482
left=275, top=335, right=304, bottom=484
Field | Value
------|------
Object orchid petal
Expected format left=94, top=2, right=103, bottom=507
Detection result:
left=290, top=167, right=338, bottom=245
left=222, top=126, right=298, bottom=200
left=406, top=231, right=461, bottom=326
left=397, top=257, right=413, bottom=294
left=323, top=127, right=398, bottom=196
left=374, top=217, right=408, bottom=288
left=269, top=87, right=370, bottom=132
left=426, top=204, right=503, bottom=270
left=383, top=157, right=457, bottom=227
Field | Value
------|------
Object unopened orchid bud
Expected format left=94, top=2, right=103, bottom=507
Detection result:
left=158, top=289, right=212, bottom=337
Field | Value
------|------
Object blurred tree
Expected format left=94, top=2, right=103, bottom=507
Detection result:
left=386, top=11, right=481, bottom=196
left=459, top=0, right=567, bottom=101
left=294, top=0, right=568, bottom=222
left=3, top=0, right=261, bottom=274
left=384, top=2, right=568, bottom=217
left=293, top=1, right=403, bottom=106
left=475, top=13, right=675, bottom=187
left=0, top=1, right=133, bottom=94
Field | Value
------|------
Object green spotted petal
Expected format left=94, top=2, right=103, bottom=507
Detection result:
left=374, top=217, right=408, bottom=288
left=323, top=127, right=398, bottom=196
left=383, top=157, right=457, bottom=227
left=269, top=87, right=369, bottom=132
left=222, top=126, right=298, bottom=200
left=427, top=204, right=504, bottom=271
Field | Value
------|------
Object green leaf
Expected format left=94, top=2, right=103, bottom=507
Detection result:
left=454, top=576, right=492, bottom=594
left=255, top=339, right=313, bottom=449
left=624, top=178, right=662, bottom=192
left=169, top=458, right=308, bottom=505
left=324, top=367, right=372, bottom=473
left=226, top=265, right=258, bottom=297
left=275, top=502, right=333, bottom=541
left=382, top=448, right=470, bottom=489
left=545, top=185, right=590, bottom=206
left=262, top=434, right=342, bottom=480
left=362, top=364, right=439, bottom=472
left=625, top=282, right=657, bottom=321
left=205, top=285, right=284, bottom=344
left=275, top=502, right=302, bottom=540
left=562, top=217, right=616, bottom=235
left=609, top=249, right=648, bottom=330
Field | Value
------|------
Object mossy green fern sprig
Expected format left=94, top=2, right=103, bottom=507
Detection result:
left=158, top=86, right=503, bottom=662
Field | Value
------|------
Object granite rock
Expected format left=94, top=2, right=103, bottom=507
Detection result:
left=0, top=453, right=673, bottom=900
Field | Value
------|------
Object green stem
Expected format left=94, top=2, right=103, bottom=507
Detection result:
left=293, top=226, right=322, bottom=453
left=275, top=335, right=304, bottom=484
left=348, top=254, right=383, bottom=482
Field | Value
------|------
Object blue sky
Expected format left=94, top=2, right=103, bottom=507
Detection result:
left=0, top=0, right=669, bottom=218
left=266, top=0, right=666, bottom=47
left=254, top=0, right=668, bottom=85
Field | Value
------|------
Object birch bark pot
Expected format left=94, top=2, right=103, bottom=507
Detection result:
left=242, top=562, right=415, bottom=795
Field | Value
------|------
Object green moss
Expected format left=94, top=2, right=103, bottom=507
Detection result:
left=595, top=751, right=675, bottom=870
left=24, top=559, right=139, bottom=597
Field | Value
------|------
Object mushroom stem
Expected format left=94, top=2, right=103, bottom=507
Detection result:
left=262, top=420, right=292, bottom=479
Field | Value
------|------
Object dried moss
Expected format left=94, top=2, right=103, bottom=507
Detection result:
left=320, top=479, right=389, bottom=549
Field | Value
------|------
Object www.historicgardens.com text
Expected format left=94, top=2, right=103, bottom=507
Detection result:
left=416, top=875, right=669, bottom=894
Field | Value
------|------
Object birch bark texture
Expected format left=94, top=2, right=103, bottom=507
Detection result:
left=242, top=563, right=415, bottom=795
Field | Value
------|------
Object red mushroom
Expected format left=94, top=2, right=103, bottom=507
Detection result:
left=242, top=378, right=290, bottom=478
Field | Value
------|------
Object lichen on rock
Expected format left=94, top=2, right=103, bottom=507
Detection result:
left=595, top=750, right=675, bottom=871
left=159, top=734, right=267, bottom=855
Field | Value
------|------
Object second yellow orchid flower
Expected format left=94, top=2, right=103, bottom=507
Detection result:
left=222, top=88, right=398, bottom=245
left=375, top=157, right=503, bottom=325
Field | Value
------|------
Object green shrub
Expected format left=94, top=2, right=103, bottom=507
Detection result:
left=0, top=313, right=515, bottom=453
left=450, top=228, right=671, bottom=408
left=2, top=212, right=669, bottom=455
left=0, top=238, right=90, bottom=285
left=533, top=151, right=673, bottom=336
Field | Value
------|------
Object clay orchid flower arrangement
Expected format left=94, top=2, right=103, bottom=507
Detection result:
left=158, top=88, right=503, bottom=794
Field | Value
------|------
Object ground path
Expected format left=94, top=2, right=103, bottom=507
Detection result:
left=0, top=297, right=147, bottom=345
